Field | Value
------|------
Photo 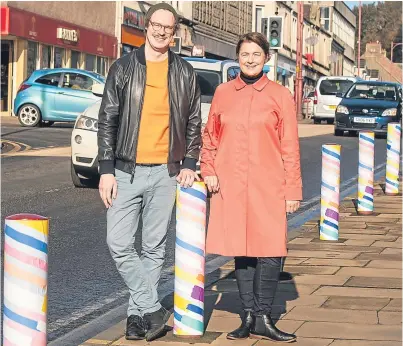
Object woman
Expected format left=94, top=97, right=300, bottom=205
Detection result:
left=200, top=32, right=302, bottom=343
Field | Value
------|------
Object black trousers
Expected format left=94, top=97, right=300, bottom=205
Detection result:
left=234, top=256, right=281, bottom=315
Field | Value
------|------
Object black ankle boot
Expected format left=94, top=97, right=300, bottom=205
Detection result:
left=250, top=314, right=296, bottom=343
left=125, top=315, right=146, bottom=340
left=143, top=307, right=170, bottom=342
left=226, top=311, right=253, bottom=340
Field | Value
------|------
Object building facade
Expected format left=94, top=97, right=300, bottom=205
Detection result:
left=0, top=1, right=117, bottom=116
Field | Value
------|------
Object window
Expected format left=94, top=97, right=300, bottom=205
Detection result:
left=35, top=73, right=61, bottom=87
left=62, top=73, right=95, bottom=91
left=96, top=56, right=106, bottom=76
left=255, top=7, right=263, bottom=33
left=27, top=41, right=38, bottom=77
left=41, top=45, right=51, bottom=69
left=85, top=54, right=96, bottom=72
left=227, top=67, right=240, bottom=81
left=54, top=47, right=65, bottom=68
left=319, top=79, right=354, bottom=96
left=194, top=69, right=222, bottom=104
left=320, top=7, right=330, bottom=31
left=71, top=51, right=80, bottom=69
left=346, top=84, right=397, bottom=101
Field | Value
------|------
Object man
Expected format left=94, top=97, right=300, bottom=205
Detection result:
left=97, top=3, right=201, bottom=342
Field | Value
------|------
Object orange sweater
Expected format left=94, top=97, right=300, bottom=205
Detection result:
left=136, top=58, right=169, bottom=163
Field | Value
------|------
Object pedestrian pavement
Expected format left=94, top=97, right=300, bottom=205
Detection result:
left=80, top=179, right=402, bottom=346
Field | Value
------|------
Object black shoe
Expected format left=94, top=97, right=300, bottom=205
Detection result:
left=250, top=314, right=296, bottom=343
left=143, top=306, right=170, bottom=342
left=125, top=315, right=146, bottom=340
left=226, top=310, right=253, bottom=340
left=279, top=271, right=293, bottom=282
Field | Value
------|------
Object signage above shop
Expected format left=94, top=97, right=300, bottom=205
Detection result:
left=123, top=7, right=145, bottom=31
left=169, top=37, right=181, bottom=54
left=57, top=28, right=78, bottom=42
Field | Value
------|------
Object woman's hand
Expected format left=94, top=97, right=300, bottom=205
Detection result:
left=286, top=200, right=300, bottom=213
left=204, top=176, right=220, bottom=193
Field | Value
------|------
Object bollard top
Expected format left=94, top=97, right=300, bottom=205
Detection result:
left=6, top=213, right=48, bottom=220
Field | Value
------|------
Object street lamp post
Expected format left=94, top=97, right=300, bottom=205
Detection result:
left=357, top=1, right=362, bottom=77
left=295, top=1, right=304, bottom=120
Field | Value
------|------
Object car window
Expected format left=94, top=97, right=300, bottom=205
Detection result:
left=62, top=73, right=95, bottom=91
left=194, top=69, right=222, bottom=104
left=319, top=79, right=354, bottom=95
left=35, top=73, right=62, bottom=87
left=346, top=84, right=397, bottom=101
left=227, top=67, right=240, bottom=81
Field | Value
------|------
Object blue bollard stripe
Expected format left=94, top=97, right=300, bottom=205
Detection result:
left=323, top=219, right=338, bottom=230
left=363, top=195, right=374, bottom=202
left=187, top=304, right=203, bottom=316
left=359, top=162, right=373, bottom=171
left=5, top=225, right=48, bottom=253
left=360, top=135, right=375, bottom=144
left=321, top=181, right=336, bottom=192
left=386, top=178, right=399, bottom=187
left=180, top=187, right=207, bottom=202
left=322, top=147, right=341, bottom=159
left=176, top=238, right=204, bottom=256
left=3, top=305, right=39, bottom=331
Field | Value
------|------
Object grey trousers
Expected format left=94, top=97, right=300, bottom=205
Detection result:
left=106, top=165, right=177, bottom=317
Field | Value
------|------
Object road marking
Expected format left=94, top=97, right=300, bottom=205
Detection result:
left=1, top=145, right=70, bottom=157
left=81, top=340, right=110, bottom=345
left=1, top=139, right=32, bottom=156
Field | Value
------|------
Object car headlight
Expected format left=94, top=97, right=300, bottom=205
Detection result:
left=336, top=105, right=349, bottom=115
left=75, top=115, right=98, bottom=132
left=381, top=108, right=397, bottom=117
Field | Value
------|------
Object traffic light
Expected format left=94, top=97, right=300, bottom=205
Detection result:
left=268, top=16, right=283, bottom=49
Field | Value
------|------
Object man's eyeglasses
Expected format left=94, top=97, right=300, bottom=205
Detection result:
left=149, top=21, right=175, bottom=34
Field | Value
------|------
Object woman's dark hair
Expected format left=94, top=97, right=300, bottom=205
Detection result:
left=236, top=32, right=270, bottom=56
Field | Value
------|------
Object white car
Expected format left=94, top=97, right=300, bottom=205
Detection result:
left=313, top=76, right=359, bottom=124
left=70, top=58, right=240, bottom=187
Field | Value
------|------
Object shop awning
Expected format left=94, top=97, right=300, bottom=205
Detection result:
left=1, top=6, right=117, bottom=58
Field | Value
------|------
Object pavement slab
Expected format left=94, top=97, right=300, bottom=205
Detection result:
left=321, top=296, right=390, bottom=311
left=381, top=299, right=402, bottom=312
left=336, top=267, right=402, bottom=278
left=378, top=311, right=402, bottom=325
left=365, top=260, right=402, bottom=269
left=344, top=276, right=402, bottom=289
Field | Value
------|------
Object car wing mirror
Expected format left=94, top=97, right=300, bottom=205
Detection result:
left=92, top=83, right=105, bottom=97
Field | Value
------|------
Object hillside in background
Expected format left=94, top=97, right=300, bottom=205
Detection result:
left=352, top=1, right=402, bottom=64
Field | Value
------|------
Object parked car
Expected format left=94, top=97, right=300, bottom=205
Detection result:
left=334, top=81, right=402, bottom=136
left=313, top=76, right=360, bottom=124
left=14, top=68, right=105, bottom=127
left=302, top=91, right=315, bottom=118
left=70, top=58, right=240, bottom=187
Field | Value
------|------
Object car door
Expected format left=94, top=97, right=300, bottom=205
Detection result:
left=54, top=72, right=100, bottom=121
left=32, top=72, right=62, bottom=119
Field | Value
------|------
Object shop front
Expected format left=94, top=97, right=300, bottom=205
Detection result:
left=277, top=56, right=296, bottom=95
left=121, top=7, right=146, bottom=55
left=0, top=6, right=117, bottom=115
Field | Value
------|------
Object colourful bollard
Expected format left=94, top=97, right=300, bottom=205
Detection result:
left=320, top=144, right=341, bottom=241
left=385, top=123, right=402, bottom=196
left=357, top=131, right=375, bottom=215
left=3, top=214, right=49, bottom=346
left=174, top=182, right=207, bottom=337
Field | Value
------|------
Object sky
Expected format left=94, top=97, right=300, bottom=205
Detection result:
left=345, top=1, right=381, bottom=10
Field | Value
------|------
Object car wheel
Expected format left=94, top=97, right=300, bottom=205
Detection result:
left=334, top=129, right=344, bottom=136
left=348, top=130, right=357, bottom=137
left=313, top=118, right=321, bottom=124
left=71, top=159, right=98, bottom=188
left=327, top=119, right=334, bottom=125
left=41, top=121, right=54, bottom=127
left=18, top=104, right=42, bottom=127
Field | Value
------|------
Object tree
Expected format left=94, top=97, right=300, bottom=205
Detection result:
left=353, top=1, right=402, bottom=63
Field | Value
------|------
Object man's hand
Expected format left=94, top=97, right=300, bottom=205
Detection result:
left=204, top=176, right=220, bottom=193
left=286, top=200, right=300, bottom=213
left=176, top=169, right=200, bottom=188
left=99, top=174, right=117, bottom=208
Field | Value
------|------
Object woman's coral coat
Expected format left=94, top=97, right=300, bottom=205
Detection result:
left=200, top=74, right=302, bottom=257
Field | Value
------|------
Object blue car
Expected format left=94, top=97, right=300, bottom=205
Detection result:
left=334, top=81, right=402, bottom=136
left=14, top=68, right=105, bottom=127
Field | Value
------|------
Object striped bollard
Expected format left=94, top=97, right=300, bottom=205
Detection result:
left=357, top=131, right=375, bottom=215
left=3, top=214, right=49, bottom=346
left=174, top=182, right=207, bottom=337
left=385, top=123, right=402, bottom=195
left=320, top=144, right=341, bottom=241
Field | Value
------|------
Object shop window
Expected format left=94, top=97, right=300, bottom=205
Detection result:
left=41, top=45, right=51, bottom=69
left=35, top=73, right=61, bottom=87
left=71, top=51, right=81, bottom=69
left=27, top=41, right=38, bottom=77
left=96, top=56, right=106, bottom=76
left=62, top=73, right=95, bottom=91
left=54, top=47, right=65, bottom=68
left=85, top=54, right=96, bottom=72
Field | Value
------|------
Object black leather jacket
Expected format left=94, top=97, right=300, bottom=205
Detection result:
left=97, top=45, right=201, bottom=179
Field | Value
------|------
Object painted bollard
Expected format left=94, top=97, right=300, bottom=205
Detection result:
left=357, top=131, right=375, bottom=215
left=385, top=122, right=402, bottom=196
left=3, top=214, right=49, bottom=346
left=320, top=144, right=341, bottom=241
left=174, top=182, right=207, bottom=337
